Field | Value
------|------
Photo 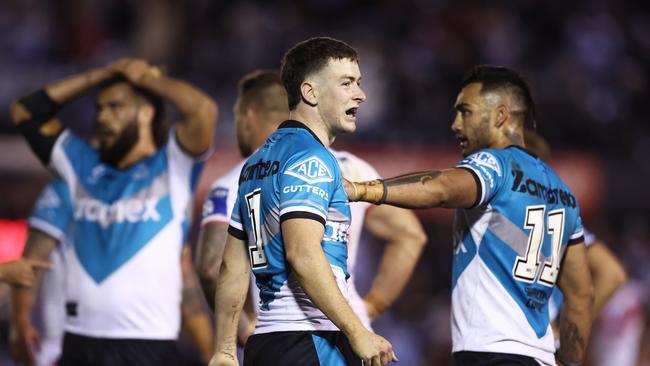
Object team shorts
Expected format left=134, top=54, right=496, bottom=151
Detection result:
left=58, top=332, right=182, bottom=366
left=453, top=351, right=541, bottom=366
left=244, top=330, right=361, bottom=366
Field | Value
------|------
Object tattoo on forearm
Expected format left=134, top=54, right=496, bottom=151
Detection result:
left=559, top=320, right=585, bottom=361
left=383, top=171, right=441, bottom=187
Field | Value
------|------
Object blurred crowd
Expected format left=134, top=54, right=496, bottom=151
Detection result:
left=0, top=0, right=648, bottom=364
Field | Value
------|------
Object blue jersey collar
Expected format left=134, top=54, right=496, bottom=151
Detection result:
left=278, top=120, right=324, bottom=146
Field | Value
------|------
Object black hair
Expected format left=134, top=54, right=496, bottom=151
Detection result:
left=99, top=76, right=168, bottom=147
left=461, top=65, right=536, bottom=128
left=281, top=37, right=359, bottom=110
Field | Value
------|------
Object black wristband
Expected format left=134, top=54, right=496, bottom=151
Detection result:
left=15, top=89, right=62, bottom=165
left=18, top=89, right=61, bottom=121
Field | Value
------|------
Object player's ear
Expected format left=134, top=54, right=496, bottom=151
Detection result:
left=495, top=104, right=508, bottom=128
left=137, top=103, right=154, bottom=126
left=300, top=80, right=317, bottom=107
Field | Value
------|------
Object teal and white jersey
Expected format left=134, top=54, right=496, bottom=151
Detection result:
left=29, top=179, right=71, bottom=347
left=228, top=121, right=352, bottom=334
left=49, top=128, right=206, bottom=339
left=452, top=146, right=584, bottom=365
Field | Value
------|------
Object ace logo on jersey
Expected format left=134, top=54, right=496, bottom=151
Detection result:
left=285, top=156, right=334, bottom=184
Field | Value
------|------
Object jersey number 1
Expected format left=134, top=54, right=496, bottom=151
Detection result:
left=513, top=205, right=565, bottom=287
left=245, top=189, right=268, bottom=268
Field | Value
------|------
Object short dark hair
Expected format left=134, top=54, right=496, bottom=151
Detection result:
left=99, top=76, right=168, bottom=147
left=461, top=65, right=536, bottom=127
left=281, top=37, right=359, bottom=110
left=237, top=70, right=287, bottom=115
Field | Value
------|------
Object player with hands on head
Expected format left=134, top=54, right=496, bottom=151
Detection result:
left=346, top=65, right=593, bottom=366
left=10, top=57, right=217, bottom=366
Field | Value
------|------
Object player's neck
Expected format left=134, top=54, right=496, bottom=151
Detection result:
left=492, top=128, right=524, bottom=150
left=116, top=138, right=156, bottom=170
left=288, top=109, right=333, bottom=147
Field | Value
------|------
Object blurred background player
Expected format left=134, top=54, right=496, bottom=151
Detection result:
left=9, top=179, right=214, bottom=366
left=10, top=58, right=217, bottom=366
left=197, top=69, right=426, bottom=342
left=11, top=180, right=70, bottom=366
left=210, top=37, right=396, bottom=366
left=346, top=65, right=593, bottom=366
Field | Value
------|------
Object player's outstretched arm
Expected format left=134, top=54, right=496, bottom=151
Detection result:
left=109, top=58, right=218, bottom=156
left=556, top=242, right=593, bottom=366
left=9, top=229, right=57, bottom=366
left=362, top=205, right=426, bottom=321
left=211, top=234, right=250, bottom=366
left=180, top=246, right=214, bottom=364
left=587, top=240, right=627, bottom=315
left=10, top=67, right=117, bottom=165
left=195, top=222, right=229, bottom=308
left=346, top=168, right=478, bottom=209
left=283, top=218, right=397, bottom=366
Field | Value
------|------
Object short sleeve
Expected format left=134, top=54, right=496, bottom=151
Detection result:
left=28, top=180, right=73, bottom=242
left=227, top=195, right=247, bottom=240
left=583, top=228, right=596, bottom=247
left=278, top=151, right=338, bottom=226
left=568, top=215, right=585, bottom=246
left=201, top=182, right=237, bottom=226
left=456, top=150, right=507, bottom=207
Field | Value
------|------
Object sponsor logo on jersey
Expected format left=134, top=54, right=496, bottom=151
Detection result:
left=285, top=156, right=334, bottom=184
left=510, top=169, right=577, bottom=208
left=466, top=152, right=502, bottom=177
left=240, top=159, right=280, bottom=183
left=324, top=221, right=350, bottom=243
left=282, top=184, right=330, bottom=200
left=74, top=197, right=161, bottom=228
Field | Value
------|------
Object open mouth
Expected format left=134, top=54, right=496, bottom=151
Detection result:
left=456, top=135, right=468, bottom=148
left=345, top=107, right=358, bottom=118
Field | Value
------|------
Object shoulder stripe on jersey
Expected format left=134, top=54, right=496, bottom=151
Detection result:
left=568, top=235, right=585, bottom=246
left=227, top=225, right=247, bottom=240
left=280, top=199, right=326, bottom=213
left=280, top=211, right=326, bottom=226
left=279, top=205, right=326, bottom=221
left=457, top=166, right=484, bottom=208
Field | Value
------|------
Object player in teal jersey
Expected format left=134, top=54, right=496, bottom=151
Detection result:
left=346, top=65, right=593, bottom=366
left=210, top=38, right=396, bottom=366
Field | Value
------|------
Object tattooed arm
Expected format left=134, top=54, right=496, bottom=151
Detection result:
left=556, top=242, right=593, bottom=365
left=345, top=168, right=478, bottom=209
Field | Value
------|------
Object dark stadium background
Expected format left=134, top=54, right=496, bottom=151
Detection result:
left=0, top=0, right=648, bottom=364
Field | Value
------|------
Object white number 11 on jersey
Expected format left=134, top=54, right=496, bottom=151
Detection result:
left=245, top=189, right=268, bottom=268
left=513, top=205, right=565, bottom=287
